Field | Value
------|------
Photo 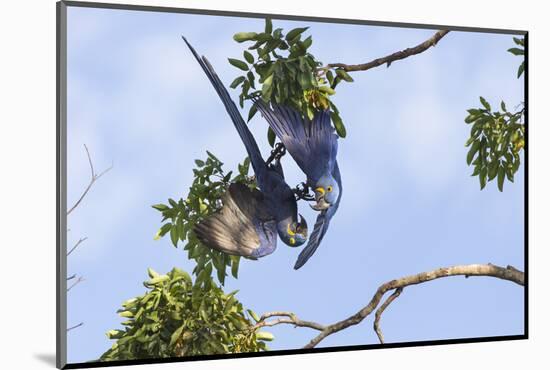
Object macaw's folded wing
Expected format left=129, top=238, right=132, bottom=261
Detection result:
left=194, top=183, right=278, bottom=259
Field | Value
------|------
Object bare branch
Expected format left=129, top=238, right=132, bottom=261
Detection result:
left=67, top=274, right=76, bottom=281
left=303, top=263, right=523, bottom=348
left=67, top=144, right=113, bottom=216
left=67, top=276, right=85, bottom=292
left=373, top=287, right=403, bottom=344
left=67, top=322, right=84, bottom=332
left=67, top=237, right=88, bottom=256
left=323, top=30, right=450, bottom=73
left=253, top=311, right=326, bottom=331
left=252, top=264, right=523, bottom=348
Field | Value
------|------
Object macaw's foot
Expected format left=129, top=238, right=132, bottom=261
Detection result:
left=293, top=182, right=316, bottom=201
left=266, top=142, right=287, bottom=166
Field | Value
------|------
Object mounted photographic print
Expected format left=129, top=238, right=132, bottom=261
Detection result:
left=57, top=1, right=527, bottom=368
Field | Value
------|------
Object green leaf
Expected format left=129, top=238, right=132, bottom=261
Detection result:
left=261, top=74, right=274, bottom=100
left=319, top=85, right=336, bottom=95
left=500, top=100, right=507, bottom=111
left=247, top=309, right=260, bottom=322
left=326, top=70, right=334, bottom=85
left=170, top=325, right=185, bottom=346
left=507, top=47, right=524, bottom=56
left=285, top=27, right=309, bottom=41
left=267, top=127, right=276, bottom=147
left=230, top=76, right=246, bottom=89
left=265, top=18, right=273, bottom=34
left=466, top=140, right=480, bottom=165
left=147, top=267, right=160, bottom=279
left=233, top=32, right=258, bottom=43
left=298, top=72, right=312, bottom=89
left=488, top=160, right=499, bottom=180
left=497, top=166, right=505, bottom=192
left=517, top=61, right=525, bottom=78
left=256, top=331, right=274, bottom=341
left=151, top=204, right=169, bottom=211
left=170, top=226, right=179, bottom=247
left=479, top=96, right=491, bottom=111
left=243, top=50, right=254, bottom=64
left=247, top=105, right=258, bottom=122
left=335, top=68, right=354, bottom=82
left=464, top=114, right=477, bottom=124
left=148, top=275, right=170, bottom=285
left=331, top=111, right=347, bottom=138
left=231, top=256, right=240, bottom=279
left=513, top=37, right=524, bottom=46
left=195, top=159, right=205, bottom=167
left=228, top=58, right=249, bottom=71
left=479, top=167, right=487, bottom=190
left=302, top=36, right=312, bottom=50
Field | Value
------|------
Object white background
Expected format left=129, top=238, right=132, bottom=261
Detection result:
left=0, top=0, right=546, bottom=369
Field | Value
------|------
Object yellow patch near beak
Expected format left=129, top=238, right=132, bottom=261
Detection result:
left=287, top=223, right=296, bottom=236
left=289, top=237, right=296, bottom=245
left=315, top=187, right=325, bottom=195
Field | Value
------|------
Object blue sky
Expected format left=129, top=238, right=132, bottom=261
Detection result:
left=66, top=6, right=525, bottom=364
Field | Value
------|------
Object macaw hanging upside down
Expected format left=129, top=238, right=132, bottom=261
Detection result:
left=183, top=37, right=342, bottom=269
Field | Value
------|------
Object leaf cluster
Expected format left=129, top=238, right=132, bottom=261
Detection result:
left=229, top=19, right=352, bottom=139
left=507, top=36, right=525, bottom=79
left=100, top=268, right=271, bottom=361
left=152, top=152, right=255, bottom=287
left=464, top=97, right=524, bottom=191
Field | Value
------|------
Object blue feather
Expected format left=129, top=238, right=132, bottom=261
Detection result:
left=294, top=162, right=342, bottom=269
left=253, top=98, right=337, bottom=183
left=182, top=37, right=267, bottom=183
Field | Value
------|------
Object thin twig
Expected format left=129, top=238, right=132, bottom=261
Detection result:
left=67, top=276, right=85, bottom=292
left=323, top=30, right=450, bottom=73
left=67, top=144, right=113, bottom=216
left=373, top=287, right=403, bottom=344
left=67, top=322, right=84, bottom=332
left=67, top=274, right=76, bottom=281
left=67, top=237, right=88, bottom=256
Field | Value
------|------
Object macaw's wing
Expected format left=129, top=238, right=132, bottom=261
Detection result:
left=182, top=37, right=267, bottom=181
left=294, top=162, right=342, bottom=269
left=194, top=183, right=277, bottom=259
left=253, top=98, right=337, bottom=182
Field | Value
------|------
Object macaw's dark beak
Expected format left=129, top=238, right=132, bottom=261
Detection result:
left=311, top=188, right=330, bottom=211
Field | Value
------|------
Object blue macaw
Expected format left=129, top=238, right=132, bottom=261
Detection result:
left=183, top=38, right=308, bottom=259
left=253, top=101, right=342, bottom=269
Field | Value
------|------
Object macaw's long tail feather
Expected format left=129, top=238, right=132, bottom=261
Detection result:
left=294, top=162, right=342, bottom=269
left=293, top=210, right=329, bottom=269
left=253, top=98, right=336, bottom=182
left=182, top=37, right=266, bottom=178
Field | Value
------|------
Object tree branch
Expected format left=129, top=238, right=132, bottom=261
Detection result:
left=67, top=276, right=85, bottom=292
left=67, top=237, right=88, bottom=256
left=67, top=144, right=113, bottom=216
left=67, top=322, right=84, bottom=332
left=253, top=264, right=523, bottom=348
left=373, top=287, right=403, bottom=344
left=324, top=30, right=450, bottom=72
left=253, top=311, right=326, bottom=331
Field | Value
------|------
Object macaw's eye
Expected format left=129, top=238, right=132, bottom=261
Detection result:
left=327, top=186, right=333, bottom=192
left=289, top=237, right=296, bottom=245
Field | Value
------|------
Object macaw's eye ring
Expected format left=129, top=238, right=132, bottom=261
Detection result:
left=327, top=186, right=333, bottom=192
